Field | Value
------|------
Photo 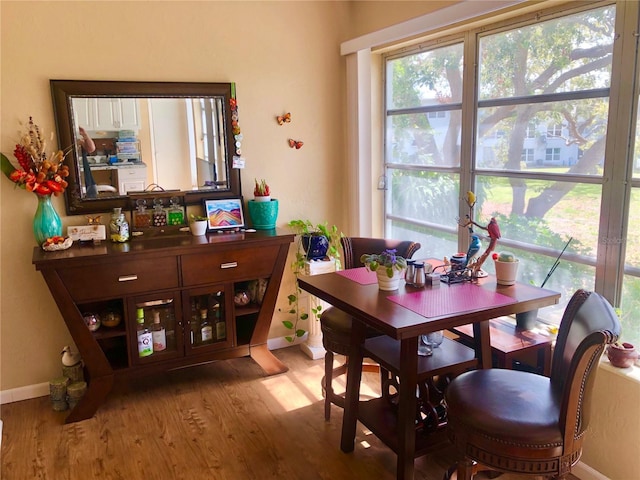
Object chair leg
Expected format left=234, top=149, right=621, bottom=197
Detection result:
left=323, top=350, right=335, bottom=421
left=456, top=458, right=475, bottom=480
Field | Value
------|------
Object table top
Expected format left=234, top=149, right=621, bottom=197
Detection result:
left=298, top=271, right=560, bottom=340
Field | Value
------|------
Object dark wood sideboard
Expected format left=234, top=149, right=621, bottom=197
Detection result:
left=33, top=230, right=294, bottom=423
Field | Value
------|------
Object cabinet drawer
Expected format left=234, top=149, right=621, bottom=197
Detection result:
left=58, top=257, right=179, bottom=302
left=182, top=245, right=280, bottom=286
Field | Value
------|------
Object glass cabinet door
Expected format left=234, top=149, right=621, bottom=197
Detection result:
left=129, top=294, right=183, bottom=365
left=184, top=286, right=232, bottom=353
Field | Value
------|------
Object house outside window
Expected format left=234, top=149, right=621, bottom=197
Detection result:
left=384, top=3, right=638, bottom=343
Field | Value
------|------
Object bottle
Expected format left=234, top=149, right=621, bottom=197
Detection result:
left=200, top=308, right=213, bottom=343
left=413, top=262, right=426, bottom=288
left=133, top=198, right=151, bottom=228
left=190, top=299, right=201, bottom=345
left=167, top=196, right=184, bottom=226
left=136, top=308, right=153, bottom=357
left=151, top=310, right=166, bottom=352
left=213, top=304, right=226, bottom=340
left=109, top=207, right=130, bottom=243
left=152, top=198, right=167, bottom=227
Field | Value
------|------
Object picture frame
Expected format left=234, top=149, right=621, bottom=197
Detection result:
left=203, top=197, right=245, bottom=231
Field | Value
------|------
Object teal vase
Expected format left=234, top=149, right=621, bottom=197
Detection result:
left=33, top=195, right=62, bottom=245
left=247, top=199, right=279, bottom=230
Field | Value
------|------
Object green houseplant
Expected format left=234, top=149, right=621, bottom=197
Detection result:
left=283, top=220, right=342, bottom=343
left=361, top=248, right=407, bottom=278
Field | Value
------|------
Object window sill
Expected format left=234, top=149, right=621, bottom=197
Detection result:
left=599, top=357, right=640, bottom=384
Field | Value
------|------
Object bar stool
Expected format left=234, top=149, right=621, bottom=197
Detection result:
left=320, top=237, right=421, bottom=420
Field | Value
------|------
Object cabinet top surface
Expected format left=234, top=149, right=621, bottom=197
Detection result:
left=32, top=229, right=294, bottom=268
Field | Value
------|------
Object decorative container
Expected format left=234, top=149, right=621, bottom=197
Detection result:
left=376, top=268, right=403, bottom=291
left=494, top=259, right=519, bottom=286
left=301, top=233, right=329, bottom=260
left=33, top=195, right=62, bottom=245
left=62, top=363, right=84, bottom=383
left=607, top=342, right=638, bottom=368
left=247, top=198, right=278, bottom=230
left=189, top=220, right=208, bottom=236
left=83, top=312, right=101, bottom=332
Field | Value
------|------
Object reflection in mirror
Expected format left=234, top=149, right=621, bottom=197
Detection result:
left=72, top=96, right=228, bottom=199
left=51, top=81, right=241, bottom=215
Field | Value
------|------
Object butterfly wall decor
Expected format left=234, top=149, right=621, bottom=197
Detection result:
left=277, top=112, right=291, bottom=125
left=288, top=139, right=304, bottom=149
left=86, top=215, right=102, bottom=225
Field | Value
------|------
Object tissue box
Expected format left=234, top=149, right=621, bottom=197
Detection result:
left=426, top=273, right=441, bottom=287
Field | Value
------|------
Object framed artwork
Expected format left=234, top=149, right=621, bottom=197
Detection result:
left=203, top=197, right=245, bottom=231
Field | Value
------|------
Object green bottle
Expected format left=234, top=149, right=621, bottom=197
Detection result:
left=136, top=308, right=153, bottom=357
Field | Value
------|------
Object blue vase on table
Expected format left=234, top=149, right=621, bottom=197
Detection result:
left=33, top=194, right=62, bottom=245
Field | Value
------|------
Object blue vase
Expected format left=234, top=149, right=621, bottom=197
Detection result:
left=33, top=195, right=62, bottom=245
left=302, top=234, right=329, bottom=260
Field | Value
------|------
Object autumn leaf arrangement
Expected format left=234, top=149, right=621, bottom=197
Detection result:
left=1, top=117, right=71, bottom=197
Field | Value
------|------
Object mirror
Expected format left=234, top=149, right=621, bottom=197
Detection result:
left=51, top=80, right=241, bottom=215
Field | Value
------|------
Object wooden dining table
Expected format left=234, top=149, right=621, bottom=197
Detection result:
left=298, top=266, right=560, bottom=480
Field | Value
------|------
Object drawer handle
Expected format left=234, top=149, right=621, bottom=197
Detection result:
left=220, top=262, right=238, bottom=269
left=118, top=274, right=138, bottom=282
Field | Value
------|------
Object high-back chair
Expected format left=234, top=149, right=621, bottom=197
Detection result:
left=320, top=237, right=421, bottom=420
left=444, top=289, right=621, bottom=480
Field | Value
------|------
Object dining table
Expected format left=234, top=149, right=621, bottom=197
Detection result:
left=297, top=264, right=561, bottom=480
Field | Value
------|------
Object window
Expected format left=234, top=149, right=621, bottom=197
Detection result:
left=384, top=3, right=638, bottom=342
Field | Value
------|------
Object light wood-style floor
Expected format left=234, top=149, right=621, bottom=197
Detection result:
left=1, top=347, right=577, bottom=480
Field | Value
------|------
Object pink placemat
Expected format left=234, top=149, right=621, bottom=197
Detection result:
left=336, top=267, right=378, bottom=285
left=388, top=283, right=516, bottom=318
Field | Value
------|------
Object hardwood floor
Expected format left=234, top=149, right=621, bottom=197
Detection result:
left=1, top=347, right=577, bottom=480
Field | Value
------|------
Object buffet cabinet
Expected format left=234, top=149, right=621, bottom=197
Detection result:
left=33, top=230, right=294, bottom=423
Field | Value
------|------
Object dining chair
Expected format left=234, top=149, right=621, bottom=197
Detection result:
left=444, top=289, right=621, bottom=480
left=320, top=237, right=421, bottom=420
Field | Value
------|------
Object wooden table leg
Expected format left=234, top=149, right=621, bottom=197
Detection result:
left=397, top=336, right=419, bottom=480
left=250, top=343, right=289, bottom=375
left=473, top=320, right=492, bottom=369
left=340, top=319, right=366, bottom=453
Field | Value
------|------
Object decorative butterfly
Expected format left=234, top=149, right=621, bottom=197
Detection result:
left=288, top=139, right=304, bottom=149
left=277, top=112, right=291, bottom=125
left=86, top=215, right=102, bottom=225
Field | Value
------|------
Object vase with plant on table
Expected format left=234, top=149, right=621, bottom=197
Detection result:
left=361, top=248, right=408, bottom=291
left=247, top=178, right=278, bottom=230
left=1, top=117, right=76, bottom=247
left=189, top=214, right=208, bottom=236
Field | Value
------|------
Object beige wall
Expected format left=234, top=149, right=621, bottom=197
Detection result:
left=2, top=1, right=636, bottom=477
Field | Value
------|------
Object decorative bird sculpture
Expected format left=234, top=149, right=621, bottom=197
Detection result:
left=61, top=346, right=82, bottom=367
left=465, top=234, right=482, bottom=266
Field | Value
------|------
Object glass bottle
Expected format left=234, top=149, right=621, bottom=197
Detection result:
left=200, top=308, right=213, bottom=343
left=136, top=308, right=153, bottom=357
left=152, top=198, right=167, bottom=227
left=189, top=299, right=201, bottom=346
left=133, top=199, right=151, bottom=228
left=151, top=310, right=166, bottom=352
left=167, top=196, right=184, bottom=226
left=213, top=304, right=225, bottom=340
left=109, top=207, right=130, bottom=243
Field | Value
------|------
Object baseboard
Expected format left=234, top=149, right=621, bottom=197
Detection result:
left=1, top=339, right=301, bottom=405
left=573, top=461, right=610, bottom=480
left=0, top=382, right=49, bottom=405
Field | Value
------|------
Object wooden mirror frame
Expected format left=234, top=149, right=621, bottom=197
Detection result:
left=50, top=80, right=242, bottom=215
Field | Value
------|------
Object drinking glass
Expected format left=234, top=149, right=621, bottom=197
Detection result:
left=418, top=335, right=433, bottom=356
left=426, top=330, right=444, bottom=348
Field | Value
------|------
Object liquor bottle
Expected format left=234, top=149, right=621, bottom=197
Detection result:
left=200, top=308, right=213, bottom=343
left=151, top=310, right=166, bottom=352
left=136, top=308, right=153, bottom=357
left=213, top=304, right=226, bottom=340
left=133, top=198, right=151, bottom=228
left=152, top=198, right=167, bottom=227
left=190, top=299, right=201, bottom=345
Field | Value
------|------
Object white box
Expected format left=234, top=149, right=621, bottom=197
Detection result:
left=304, top=258, right=337, bottom=276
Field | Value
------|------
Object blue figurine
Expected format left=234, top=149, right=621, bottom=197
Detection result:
left=465, top=234, right=481, bottom=267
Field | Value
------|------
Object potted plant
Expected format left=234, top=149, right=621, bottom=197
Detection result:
left=283, top=220, right=343, bottom=343
left=492, top=251, right=519, bottom=286
left=247, top=179, right=278, bottom=229
left=189, top=214, right=208, bottom=236
left=361, top=248, right=407, bottom=290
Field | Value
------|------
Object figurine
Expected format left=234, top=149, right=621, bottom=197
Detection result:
left=457, top=191, right=501, bottom=276
left=61, top=346, right=81, bottom=367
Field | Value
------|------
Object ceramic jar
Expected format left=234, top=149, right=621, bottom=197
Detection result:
left=607, top=342, right=638, bottom=368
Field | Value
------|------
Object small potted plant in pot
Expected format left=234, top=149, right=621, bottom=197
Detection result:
left=492, top=251, right=519, bottom=286
left=361, top=248, right=407, bottom=291
left=247, top=179, right=278, bottom=229
left=189, top=214, right=208, bottom=236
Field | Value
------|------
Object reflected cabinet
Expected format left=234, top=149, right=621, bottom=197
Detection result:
left=33, top=230, right=294, bottom=423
